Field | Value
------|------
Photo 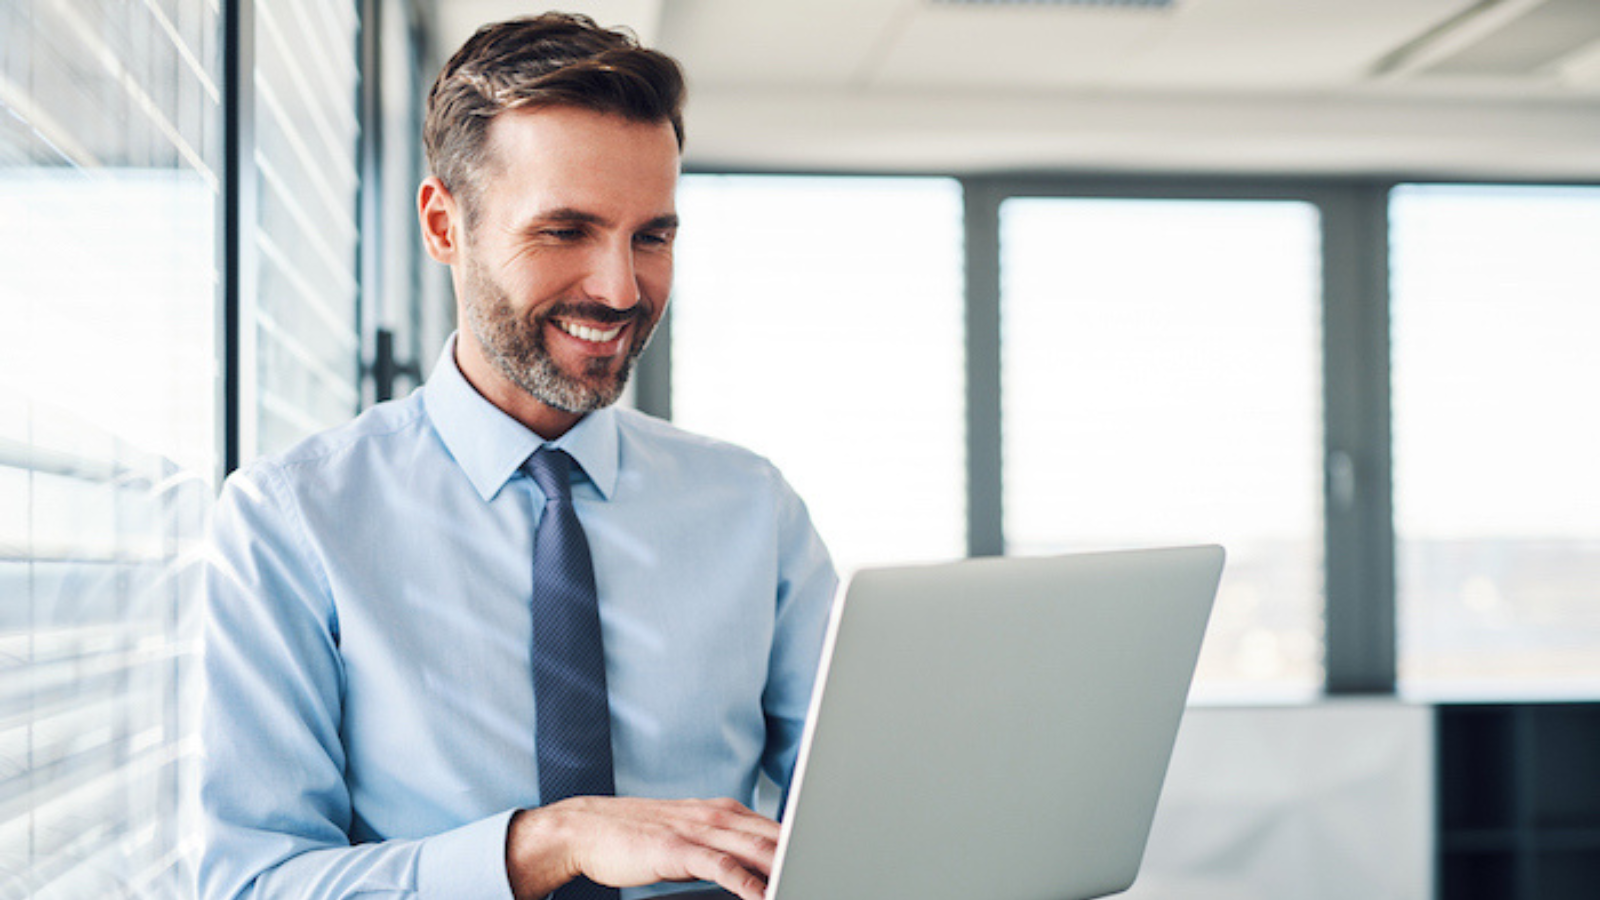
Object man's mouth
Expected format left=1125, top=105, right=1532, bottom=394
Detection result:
left=553, top=319, right=626, bottom=344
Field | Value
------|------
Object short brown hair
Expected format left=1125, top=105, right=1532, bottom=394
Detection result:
left=424, top=12, right=686, bottom=220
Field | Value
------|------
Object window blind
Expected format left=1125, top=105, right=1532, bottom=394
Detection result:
left=249, top=0, right=363, bottom=459
left=0, top=0, right=222, bottom=895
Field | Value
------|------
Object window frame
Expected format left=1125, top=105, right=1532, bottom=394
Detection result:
left=966, top=175, right=1397, bottom=696
left=660, top=169, right=1580, bottom=698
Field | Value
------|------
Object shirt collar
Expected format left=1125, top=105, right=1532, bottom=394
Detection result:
left=423, top=333, right=619, bottom=503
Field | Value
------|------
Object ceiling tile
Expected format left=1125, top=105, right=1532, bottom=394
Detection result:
left=1422, top=0, right=1600, bottom=77
left=870, top=2, right=1172, bottom=89
left=656, top=0, right=912, bottom=89
left=1112, top=0, right=1477, bottom=89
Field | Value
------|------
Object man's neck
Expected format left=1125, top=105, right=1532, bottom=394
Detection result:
left=453, top=341, right=584, bottom=441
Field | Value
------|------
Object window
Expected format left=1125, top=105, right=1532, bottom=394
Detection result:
left=999, top=197, right=1325, bottom=700
left=671, top=175, right=967, bottom=575
left=249, top=0, right=363, bottom=458
left=1392, top=184, right=1600, bottom=698
left=0, top=0, right=221, bottom=892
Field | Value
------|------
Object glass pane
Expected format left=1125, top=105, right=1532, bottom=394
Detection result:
left=1392, top=184, right=1600, bottom=699
left=672, top=175, right=967, bottom=575
left=0, top=0, right=221, bottom=893
left=251, top=0, right=363, bottom=457
left=1001, top=197, right=1324, bottom=701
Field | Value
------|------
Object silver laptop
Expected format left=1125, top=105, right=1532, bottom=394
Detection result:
left=677, top=544, right=1224, bottom=900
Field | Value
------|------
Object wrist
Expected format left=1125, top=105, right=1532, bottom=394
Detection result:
left=507, top=805, right=581, bottom=900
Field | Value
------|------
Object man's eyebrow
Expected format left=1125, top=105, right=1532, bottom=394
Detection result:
left=522, top=207, right=608, bottom=229
left=520, top=209, right=679, bottom=232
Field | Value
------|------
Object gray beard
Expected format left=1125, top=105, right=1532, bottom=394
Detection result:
left=460, top=256, right=655, bottom=414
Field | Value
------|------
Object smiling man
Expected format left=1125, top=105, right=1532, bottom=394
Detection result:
left=435, top=103, right=678, bottom=438
left=199, top=14, right=837, bottom=900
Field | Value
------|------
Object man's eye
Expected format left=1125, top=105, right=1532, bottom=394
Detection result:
left=636, top=231, right=674, bottom=248
left=542, top=228, right=585, bottom=241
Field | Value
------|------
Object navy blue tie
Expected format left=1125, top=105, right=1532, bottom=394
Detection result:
left=526, top=447, right=620, bottom=900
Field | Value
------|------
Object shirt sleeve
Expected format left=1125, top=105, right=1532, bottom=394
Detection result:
left=198, top=463, right=516, bottom=900
left=758, top=471, right=840, bottom=793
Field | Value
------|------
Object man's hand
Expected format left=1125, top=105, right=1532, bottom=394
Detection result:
left=506, top=796, right=779, bottom=900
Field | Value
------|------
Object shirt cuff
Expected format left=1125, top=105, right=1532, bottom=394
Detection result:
left=416, top=808, right=519, bottom=900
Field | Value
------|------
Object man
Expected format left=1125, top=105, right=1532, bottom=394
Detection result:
left=200, top=14, right=836, bottom=900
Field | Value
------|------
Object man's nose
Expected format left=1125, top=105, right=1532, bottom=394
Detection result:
left=582, top=240, right=641, bottom=310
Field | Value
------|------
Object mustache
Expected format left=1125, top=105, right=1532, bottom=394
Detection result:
left=540, top=301, right=647, bottom=327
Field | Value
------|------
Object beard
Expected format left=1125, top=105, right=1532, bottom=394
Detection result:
left=459, top=255, right=657, bottom=414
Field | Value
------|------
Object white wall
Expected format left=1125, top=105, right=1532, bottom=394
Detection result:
left=1127, top=700, right=1433, bottom=900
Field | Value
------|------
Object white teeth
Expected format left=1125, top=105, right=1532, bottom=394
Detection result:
left=557, top=321, right=623, bottom=343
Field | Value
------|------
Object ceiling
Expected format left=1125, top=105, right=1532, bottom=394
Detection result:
left=432, top=0, right=1600, bottom=179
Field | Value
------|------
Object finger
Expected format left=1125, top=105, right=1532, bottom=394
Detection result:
left=680, top=819, right=779, bottom=878
left=681, top=844, right=770, bottom=900
left=621, top=798, right=780, bottom=848
left=664, top=800, right=779, bottom=875
left=686, top=798, right=782, bottom=843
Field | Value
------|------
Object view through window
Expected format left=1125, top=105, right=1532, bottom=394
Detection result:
left=1000, top=197, right=1325, bottom=701
left=671, top=175, right=968, bottom=576
left=1, top=1, right=221, bottom=892
left=1391, top=184, right=1600, bottom=699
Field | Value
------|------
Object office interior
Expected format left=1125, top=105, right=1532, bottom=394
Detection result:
left=3, top=0, right=1598, bottom=897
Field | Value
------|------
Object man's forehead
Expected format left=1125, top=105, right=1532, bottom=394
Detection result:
left=484, top=105, right=679, bottom=164
left=476, top=106, right=680, bottom=223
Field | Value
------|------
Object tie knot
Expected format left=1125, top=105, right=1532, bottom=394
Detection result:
left=526, top=446, right=578, bottom=503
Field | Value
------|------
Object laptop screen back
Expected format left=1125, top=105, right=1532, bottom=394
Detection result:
left=768, top=545, right=1224, bottom=900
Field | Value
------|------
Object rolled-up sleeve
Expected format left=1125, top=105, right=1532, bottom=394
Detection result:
left=199, top=463, right=515, bottom=900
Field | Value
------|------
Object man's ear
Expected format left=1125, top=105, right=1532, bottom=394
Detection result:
left=418, top=176, right=463, bottom=264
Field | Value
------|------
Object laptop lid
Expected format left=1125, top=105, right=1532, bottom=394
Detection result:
left=766, top=545, right=1224, bottom=900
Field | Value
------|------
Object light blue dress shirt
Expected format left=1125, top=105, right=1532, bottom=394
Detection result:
left=199, top=338, right=838, bottom=900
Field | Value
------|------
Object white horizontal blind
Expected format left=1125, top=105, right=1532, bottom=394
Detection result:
left=250, top=0, right=364, bottom=458
left=0, top=0, right=221, bottom=894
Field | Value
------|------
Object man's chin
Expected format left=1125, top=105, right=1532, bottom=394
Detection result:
left=522, top=367, right=631, bottom=414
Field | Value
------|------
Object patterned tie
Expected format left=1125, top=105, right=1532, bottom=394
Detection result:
left=526, top=447, right=620, bottom=900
